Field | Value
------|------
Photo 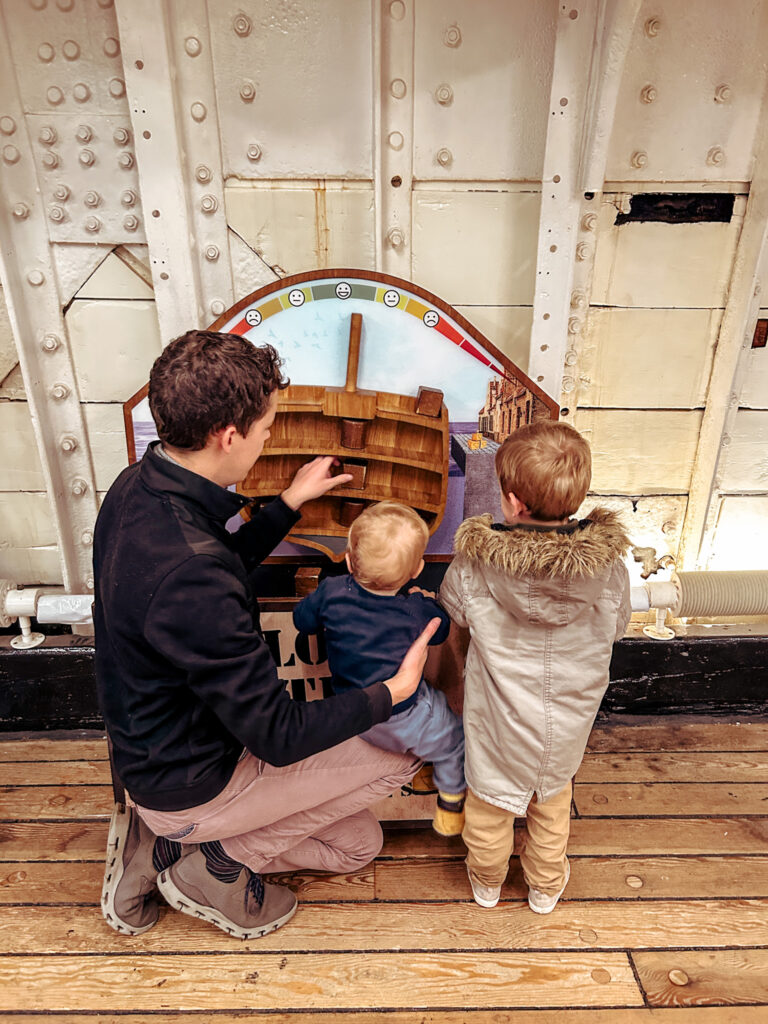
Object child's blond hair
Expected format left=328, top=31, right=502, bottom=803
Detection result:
left=495, top=420, right=591, bottom=520
left=347, top=501, right=429, bottom=591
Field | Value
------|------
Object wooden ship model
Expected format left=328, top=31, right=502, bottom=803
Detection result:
left=238, top=313, right=449, bottom=560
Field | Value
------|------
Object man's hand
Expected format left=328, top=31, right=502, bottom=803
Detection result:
left=281, top=457, right=354, bottom=510
left=384, top=618, right=441, bottom=706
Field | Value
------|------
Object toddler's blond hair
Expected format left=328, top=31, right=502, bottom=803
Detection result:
left=495, top=420, right=591, bottom=520
left=347, top=501, right=428, bottom=591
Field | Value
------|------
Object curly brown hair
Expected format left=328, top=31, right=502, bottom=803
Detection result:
left=148, top=330, right=289, bottom=450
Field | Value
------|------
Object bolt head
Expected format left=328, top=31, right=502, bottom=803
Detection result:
left=60, top=434, right=78, bottom=452
left=79, top=148, right=95, bottom=167
left=53, top=184, right=70, bottom=201
left=12, top=202, right=30, bottom=220
left=42, top=151, right=59, bottom=169
left=195, top=164, right=212, bottom=183
left=50, top=382, right=70, bottom=399
left=707, top=146, right=725, bottom=166
left=118, top=152, right=134, bottom=169
left=75, top=124, right=92, bottom=143
left=436, top=147, right=453, bottom=167
left=205, top=245, right=220, bottom=261
left=644, top=16, right=661, bottom=37
left=715, top=84, right=732, bottom=104
left=435, top=83, right=454, bottom=106
left=640, top=84, right=657, bottom=104
left=630, top=150, right=648, bottom=169
left=120, top=189, right=136, bottom=207
left=246, top=143, right=262, bottom=162
left=113, top=126, right=130, bottom=146
left=84, top=215, right=101, bottom=233
left=190, top=101, right=207, bottom=122
left=123, top=214, right=139, bottom=231
left=568, top=317, right=582, bottom=335
left=185, top=36, right=202, bottom=57
left=39, top=125, right=57, bottom=145
left=233, top=12, right=252, bottom=36
left=85, top=575, right=94, bottom=591
left=84, top=190, right=100, bottom=207
left=49, top=205, right=66, bottom=222
left=240, top=81, right=256, bottom=102
left=41, top=333, right=60, bottom=351
left=71, top=477, right=88, bottom=496
left=444, top=24, right=462, bottom=47
left=576, top=242, right=591, bottom=261
left=201, top=194, right=218, bottom=213
left=386, top=227, right=405, bottom=248
left=27, top=270, right=45, bottom=286
left=581, top=212, right=597, bottom=232
left=210, top=299, right=225, bottom=316
left=81, top=530, right=93, bottom=546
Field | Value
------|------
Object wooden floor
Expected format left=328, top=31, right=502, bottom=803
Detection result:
left=1, top=718, right=768, bottom=1021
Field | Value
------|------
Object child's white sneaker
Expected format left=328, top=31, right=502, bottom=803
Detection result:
left=527, top=861, right=570, bottom=915
left=466, top=863, right=501, bottom=908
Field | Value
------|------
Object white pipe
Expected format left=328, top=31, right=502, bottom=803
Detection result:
left=631, top=571, right=768, bottom=618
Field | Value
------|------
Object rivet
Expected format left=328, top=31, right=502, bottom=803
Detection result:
left=73, top=82, right=91, bottom=102
left=46, top=86, right=64, bottom=105
left=38, top=125, right=57, bottom=145
left=30, top=0, right=47, bottom=10
left=123, top=214, right=139, bottom=232
left=435, top=83, right=453, bottom=106
left=200, top=194, right=218, bottom=214
left=71, top=477, right=88, bottom=497
left=53, top=184, right=70, bottom=201
left=707, top=146, right=725, bottom=166
left=109, top=78, right=126, bottom=98
left=62, top=40, right=80, bottom=60
left=386, top=226, right=405, bottom=248
left=195, top=163, right=212, bottom=183
left=12, top=202, right=30, bottom=220
left=575, top=241, right=591, bottom=261
left=50, top=382, right=70, bottom=400
left=81, top=530, right=93, bottom=546
left=581, top=212, right=597, bottom=231
left=755, top=284, right=762, bottom=295
left=118, top=152, right=134, bottom=169
left=79, top=148, right=95, bottom=166
left=669, top=970, right=689, bottom=987
left=113, top=126, right=130, bottom=146
left=49, top=204, right=66, bottom=222
left=210, top=299, right=225, bottom=316
left=57, top=0, right=74, bottom=9
left=42, top=151, right=59, bottom=169
left=591, top=969, right=611, bottom=985
left=190, top=101, right=207, bottom=122
left=185, top=36, right=202, bottom=57
left=84, top=190, right=100, bottom=207
left=97, top=0, right=113, bottom=7
left=85, top=575, right=94, bottom=591
left=565, top=350, right=578, bottom=366
left=60, top=434, right=78, bottom=453
left=390, top=78, right=407, bottom=99
left=436, top=147, right=453, bottom=167
left=640, top=84, right=656, bottom=104
left=630, top=150, right=648, bottom=169
left=38, top=42, right=55, bottom=62
left=3, top=144, right=20, bottom=165
left=562, top=376, right=575, bottom=393
left=246, top=143, right=262, bottom=162
left=204, top=245, right=220, bottom=261
left=239, top=81, right=256, bottom=102
left=41, top=333, right=60, bottom=352
left=721, top=434, right=731, bottom=447
left=104, top=37, right=121, bottom=58
left=389, top=0, right=405, bottom=19
left=571, top=290, right=586, bottom=309
left=75, top=124, right=92, bottom=143
left=28, top=270, right=45, bottom=286
left=568, top=317, right=582, bottom=335
left=644, top=17, right=661, bottom=37
left=536, top=375, right=544, bottom=382
left=625, top=874, right=644, bottom=888
left=388, top=131, right=404, bottom=150
left=443, top=24, right=462, bottom=47
left=0, top=116, right=17, bottom=135
left=84, top=215, right=101, bottom=233
left=121, top=189, right=136, bottom=207
left=233, top=12, right=251, bottom=36
left=714, top=84, right=731, bottom=104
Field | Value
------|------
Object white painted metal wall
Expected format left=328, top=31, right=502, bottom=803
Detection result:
left=1, top=0, right=767, bottom=592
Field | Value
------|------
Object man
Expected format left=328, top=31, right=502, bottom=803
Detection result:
left=95, top=330, right=437, bottom=940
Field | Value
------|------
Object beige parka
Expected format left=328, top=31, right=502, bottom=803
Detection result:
left=439, top=509, right=631, bottom=815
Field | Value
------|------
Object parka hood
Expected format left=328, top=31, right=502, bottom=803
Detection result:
left=452, top=508, right=630, bottom=626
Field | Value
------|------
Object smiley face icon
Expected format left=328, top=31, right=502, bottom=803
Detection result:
left=383, top=289, right=400, bottom=308
left=423, top=309, right=439, bottom=328
left=288, top=288, right=305, bottom=307
left=245, top=308, right=262, bottom=327
left=335, top=282, right=351, bottom=299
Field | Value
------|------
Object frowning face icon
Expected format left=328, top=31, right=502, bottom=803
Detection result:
left=423, top=310, right=439, bottom=327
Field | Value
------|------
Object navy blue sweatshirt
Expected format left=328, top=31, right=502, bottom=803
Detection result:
left=93, top=443, right=393, bottom=811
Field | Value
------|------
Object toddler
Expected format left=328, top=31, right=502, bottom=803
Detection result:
left=439, top=420, right=631, bottom=912
left=293, top=501, right=466, bottom=835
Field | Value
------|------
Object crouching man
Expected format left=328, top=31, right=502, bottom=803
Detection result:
left=95, top=330, right=436, bottom=939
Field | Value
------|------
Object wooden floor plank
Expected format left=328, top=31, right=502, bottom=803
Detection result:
left=0, top=821, right=107, bottom=860
left=375, top=857, right=768, bottom=901
left=381, top=818, right=768, bottom=858
left=574, top=783, right=768, bottom=816
left=577, top=752, right=768, bottom=783
left=0, top=738, right=108, bottom=761
left=2, top=900, right=767, bottom=956
left=0, top=952, right=642, bottom=1011
left=0, top=785, right=112, bottom=819
left=0, top=760, right=112, bottom=786
left=634, top=949, right=768, bottom=1008
left=586, top=721, right=768, bottom=752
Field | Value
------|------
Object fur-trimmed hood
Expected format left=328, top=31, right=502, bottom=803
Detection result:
left=451, top=508, right=630, bottom=626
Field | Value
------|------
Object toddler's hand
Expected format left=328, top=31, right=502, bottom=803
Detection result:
left=408, top=585, right=436, bottom=598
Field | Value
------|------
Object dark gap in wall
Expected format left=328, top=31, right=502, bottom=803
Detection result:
left=615, top=193, right=735, bottom=225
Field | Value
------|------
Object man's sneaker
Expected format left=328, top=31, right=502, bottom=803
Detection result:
left=433, top=790, right=465, bottom=836
left=156, top=843, right=297, bottom=940
left=101, top=803, right=167, bottom=935
left=466, top=863, right=501, bottom=908
left=528, top=860, right=571, bottom=915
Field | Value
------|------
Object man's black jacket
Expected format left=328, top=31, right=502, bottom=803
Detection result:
left=93, top=443, right=393, bottom=811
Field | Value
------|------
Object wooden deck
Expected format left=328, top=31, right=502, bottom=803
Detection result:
left=1, top=718, right=767, bottom=1020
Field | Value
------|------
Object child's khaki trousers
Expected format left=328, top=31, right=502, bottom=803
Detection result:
left=463, top=781, right=572, bottom=895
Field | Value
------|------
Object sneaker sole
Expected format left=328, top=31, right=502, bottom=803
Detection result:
left=466, top=864, right=501, bottom=908
left=156, top=869, right=298, bottom=940
left=101, top=803, right=159, bottom=936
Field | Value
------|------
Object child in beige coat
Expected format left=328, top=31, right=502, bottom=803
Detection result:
left=439, top=420, right=631, bottom=913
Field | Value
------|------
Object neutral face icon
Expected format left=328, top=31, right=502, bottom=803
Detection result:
left=383, top=289, right=400, bottom=307
left=335, top=282, right=351, bottom=299
left=288, top=289, right=305, bottom=307
left=245, top=308, right=262, bottom=327
left=423, top=310, right=439, bottom=327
